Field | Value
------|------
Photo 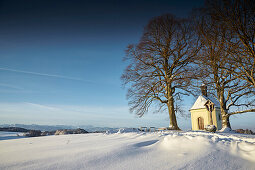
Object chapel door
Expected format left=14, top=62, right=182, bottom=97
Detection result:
left=198, top=117, right=204, bottom=130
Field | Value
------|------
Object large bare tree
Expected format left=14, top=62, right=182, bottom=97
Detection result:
left=194, top=4, right=255, bottom=129
left=122, top=14, right=199, bottom=130
left=207, top=0, right=255, bottom=89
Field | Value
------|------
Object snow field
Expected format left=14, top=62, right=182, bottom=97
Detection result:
left=0, top=131, right=255, bottom=170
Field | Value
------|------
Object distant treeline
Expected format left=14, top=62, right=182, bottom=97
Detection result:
left=0, top=127, right=90, bottom=137
left=0, top=127, right=29, bottom=132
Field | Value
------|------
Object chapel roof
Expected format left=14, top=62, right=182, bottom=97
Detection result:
left=190, top=95, right=220, bottom=110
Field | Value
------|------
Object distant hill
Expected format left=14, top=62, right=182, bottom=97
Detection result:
left=0, top=124, right=120, bottom=132
left=0, top=127, right=29, bottom=132
left=0, top=124, right=76, bottom=131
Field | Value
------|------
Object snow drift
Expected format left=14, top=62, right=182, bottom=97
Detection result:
left=0, top=130, right=255, bottom=170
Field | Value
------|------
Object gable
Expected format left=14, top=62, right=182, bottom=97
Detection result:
left=190, top=95, right=220, bottom=110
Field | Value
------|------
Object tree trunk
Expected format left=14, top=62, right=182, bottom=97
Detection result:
left=218, top=90, right=231, bottom=129
left=221, top=109, right=231, bottom=129
left=167, top=97, right=180, bottom=130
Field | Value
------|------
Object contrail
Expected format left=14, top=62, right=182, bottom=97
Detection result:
left=0, top=67, right=91, bottom=82
left=0, top=83, right=24, bottom=90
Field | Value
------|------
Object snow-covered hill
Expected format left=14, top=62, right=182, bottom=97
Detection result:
left=0, top=131, right=255, bottom=170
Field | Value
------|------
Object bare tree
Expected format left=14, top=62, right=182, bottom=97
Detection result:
left=207, top=0, right=255, bottom=89
left=194, top=4, right=255, bottom=129
left=121, top=14, right=199, bottom=130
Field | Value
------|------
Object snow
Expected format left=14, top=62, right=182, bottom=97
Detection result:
left=219, top=127, right=233, bottom=133
left=190, top=95, right=220, bottom=110
left=117, top=128, right=140, bottom=133
left=0, top=130, right=255, bottom=170
left=0, top=131, right=26, bottom=140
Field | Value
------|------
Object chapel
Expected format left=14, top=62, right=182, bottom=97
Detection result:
left=190, top=85, right=222, bottom=131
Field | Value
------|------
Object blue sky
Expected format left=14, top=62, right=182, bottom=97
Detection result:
left=0, top=0, right=254, bottom=130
